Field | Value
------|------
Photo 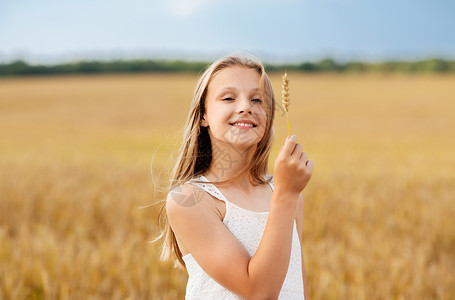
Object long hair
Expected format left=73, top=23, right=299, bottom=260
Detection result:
left=156, top=53, right=276, bottom=268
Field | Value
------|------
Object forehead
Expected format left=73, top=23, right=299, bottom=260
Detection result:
left=208, top=66, right=261, bottom=93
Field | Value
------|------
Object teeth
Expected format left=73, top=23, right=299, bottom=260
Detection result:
left=232, top=122, right=254, bottom=127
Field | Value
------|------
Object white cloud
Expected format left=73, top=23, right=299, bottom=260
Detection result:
left=167, top=0, right=215, bottom=17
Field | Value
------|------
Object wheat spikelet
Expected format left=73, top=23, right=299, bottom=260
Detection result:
left=281, top=72, right=291, bottom=136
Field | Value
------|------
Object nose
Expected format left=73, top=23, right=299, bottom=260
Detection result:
left=236, top=97, right=252, bottom=114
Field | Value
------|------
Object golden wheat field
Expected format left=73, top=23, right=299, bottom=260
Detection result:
left=0, top=72, right=454, bottom=299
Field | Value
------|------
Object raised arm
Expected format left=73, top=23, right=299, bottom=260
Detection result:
left=166, top=135, right=313, bottom=299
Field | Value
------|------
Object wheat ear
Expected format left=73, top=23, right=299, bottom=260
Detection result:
left=281, top=72, right=291, bottom=137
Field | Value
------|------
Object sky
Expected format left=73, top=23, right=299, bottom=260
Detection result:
left=0, top=0, right=454, bottom=64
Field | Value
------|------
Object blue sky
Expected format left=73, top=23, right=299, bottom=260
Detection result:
left=0, top=0, right=454, bottom=63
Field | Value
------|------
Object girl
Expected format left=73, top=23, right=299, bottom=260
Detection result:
left=157, top=54, right=313, bottom=299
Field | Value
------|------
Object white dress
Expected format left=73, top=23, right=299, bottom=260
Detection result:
left=182, top=175, right=305, bottom=299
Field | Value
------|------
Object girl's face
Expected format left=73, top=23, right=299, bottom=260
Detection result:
left=202, top=66, right=267, bottom=151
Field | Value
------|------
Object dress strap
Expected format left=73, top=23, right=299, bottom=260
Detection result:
left=190, top=175, right=275, bottom=201
left=265, top=175, right=275, bottom=191
left=189, top=175, right=229, bottom=203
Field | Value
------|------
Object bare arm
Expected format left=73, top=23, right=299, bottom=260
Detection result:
left=166, top=135, right=313, bottom=299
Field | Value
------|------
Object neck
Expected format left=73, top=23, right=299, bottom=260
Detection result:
left=204, top=139, right=256, bottom=185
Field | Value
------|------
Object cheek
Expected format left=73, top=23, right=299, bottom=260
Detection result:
left=255, top=106, right=267, bottom=125
left=212, top=106, right=231, bottom=123
left=206, top=104, right=230, bottom=130
left=253, top=107, right=267, bottom=138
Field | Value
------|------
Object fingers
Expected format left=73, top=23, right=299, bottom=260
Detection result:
left=296, top=148, right=312, bottom=175
left=281, top=135, right=297, bottom=156
left=285, top=135, right=305, bottom=160
left=305, top=159, right=314, bottom=174
left=280, top=135, right=313, bottom=172
left=299, top=150, right=308, bottom=162
left=292, top=142, right=303, bottom=157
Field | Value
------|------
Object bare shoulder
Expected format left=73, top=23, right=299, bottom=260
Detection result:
left=166, top=182, right=208, bottom=210
left=165, top=182, right=224, bottom=254
left=166, top=182, right=225, bottom=219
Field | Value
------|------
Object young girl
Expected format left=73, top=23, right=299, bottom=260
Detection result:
left=157, top=54, right=314, bottom=299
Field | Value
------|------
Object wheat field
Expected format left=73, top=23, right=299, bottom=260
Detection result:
left=0, top=72, right=454, bottom=299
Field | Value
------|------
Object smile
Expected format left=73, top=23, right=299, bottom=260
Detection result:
left=230, top=122, right=257, bottom=128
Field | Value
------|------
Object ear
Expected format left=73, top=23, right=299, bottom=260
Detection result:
left=200, top=115, right=209, bottom=127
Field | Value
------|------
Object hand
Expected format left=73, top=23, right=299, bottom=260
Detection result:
left=274, top=135, right=314, bottom=197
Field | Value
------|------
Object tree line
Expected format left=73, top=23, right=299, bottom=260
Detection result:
left=1, top=58, right=454, bottom=76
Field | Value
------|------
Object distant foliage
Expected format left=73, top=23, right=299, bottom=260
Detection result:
left=0, top=59, right=208, bottom=76
left=0, top=58, right=454, bottom=76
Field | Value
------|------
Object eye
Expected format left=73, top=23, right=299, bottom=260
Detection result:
left=251, top=98, right=262, bottom=103
left=223, top=97, right=235, bottom=101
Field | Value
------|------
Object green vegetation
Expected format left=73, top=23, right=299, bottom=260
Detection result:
left=0, top=59, right=208, bottom=77
left=266, top=58, right=455, bottom=73
left=1, top=58, right=454, bottom=77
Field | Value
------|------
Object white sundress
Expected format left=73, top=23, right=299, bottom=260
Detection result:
left=181, top=175, right=305, bottom=299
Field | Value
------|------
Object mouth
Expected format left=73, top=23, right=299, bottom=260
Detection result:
left=229, top=120, right=257, bottom=128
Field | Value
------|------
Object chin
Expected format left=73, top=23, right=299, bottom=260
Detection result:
left=210, top=127, right=263, bottom=150
left=228, top=139, right=260, bottom=153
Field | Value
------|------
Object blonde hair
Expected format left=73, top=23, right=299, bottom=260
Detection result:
left=156, top=53, right=276, bottom=268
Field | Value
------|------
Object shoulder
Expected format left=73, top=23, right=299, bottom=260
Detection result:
left=166, top=182, right=223, bottom=224
left=165, top=183, right=220, bottom=250
left=166, top=182, right=206, bottom=209
left=165, top=182, right=217, bottom=221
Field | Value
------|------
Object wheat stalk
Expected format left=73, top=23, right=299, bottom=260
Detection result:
left=281, top=72, right=291, bottom=137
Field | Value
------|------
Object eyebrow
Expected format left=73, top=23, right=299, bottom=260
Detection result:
left=217, top=87, right=261, bottom=93
left=218, top=87, right=237, bottom=92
